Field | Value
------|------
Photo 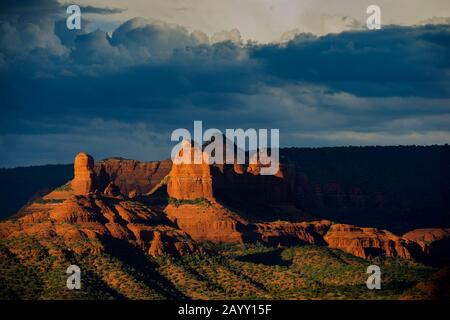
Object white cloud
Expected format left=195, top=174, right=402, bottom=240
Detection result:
left=279, top=29, right=301, bottom=43
left=211, top=29, right=242, bottom=45
left=319, top=15, right=363, bottom=35
left=76, top=0, right=450, bottom=42
left=110, top=17, right=200, bottom=60
left=417, top=17, right=450, bottom=25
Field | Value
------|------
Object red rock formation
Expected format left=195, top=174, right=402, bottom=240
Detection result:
left=247, top=150, right=282, bottom=177
left=71, top=152, right=97, bottom=195
left=147, top=230, right=198, bottom=257
left=205, top=145, right=294, bottom=215
left=324, top=223, right=421, bottom=259
left=44, top=152, right=172, bottom=200
left=403, top=228, right=450, bottom=245
left=403, top=228, right=450, bottom=264
left=95, top=158, right=172, bottom=195
left=255, top=220, right=331, bottom=246
left=128, top=190, right=139, bottom=199
left=2, top=151, right=446, bottom=264
left=103, top=182, right=121, bottom=197
left=148, top=231, right=166, bottom=256
left=0, top=190, right=199, bottom=257
left=49, top=196, right=105, bottom=224
left=165, top=203, right=245, bottom=243
left=207, top=166, right=296, bottom=221
left=167, top=141, right=214, bottom=201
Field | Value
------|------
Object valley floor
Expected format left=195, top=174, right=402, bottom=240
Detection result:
left=0, top=239, right=444, bottom=300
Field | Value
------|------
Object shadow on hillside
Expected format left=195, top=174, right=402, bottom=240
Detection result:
left=100, top=236, right=187, bottom=299
left=142, top=183, right=169, bottom=207
left=237, top=248, right=292, bottom=267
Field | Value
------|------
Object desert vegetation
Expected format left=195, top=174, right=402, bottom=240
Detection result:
left=0, top=237, right=439, bottom=300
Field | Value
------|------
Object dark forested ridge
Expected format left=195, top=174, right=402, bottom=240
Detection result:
left=0, top=164, right=73, bottom=220
left=1, top=145, right=449, bottom=234
left=281, top=145, right=450, bottom=234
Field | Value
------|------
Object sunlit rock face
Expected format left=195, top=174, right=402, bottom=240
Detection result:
left=95, top=158, right=172, bottom=196
left=403, top=228, right=450, bottom=265
left=167, top=141, right=214, bottom=201
left=71, top=152, right=97, bottom=195
left=324, top=224, right=424, bottom=260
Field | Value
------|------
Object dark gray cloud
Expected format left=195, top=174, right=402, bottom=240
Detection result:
left=0, top=0, right=125, bottom=18
left=0, top=0, right=61, bottom=16
left=0, top=1, right=449, bottom=167
left=253, top=25, right=450, bottom=97
left=80, top=5, right=126, bottom=15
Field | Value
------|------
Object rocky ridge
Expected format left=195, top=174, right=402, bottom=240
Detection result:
left=1, top=150, right=449, bottom=263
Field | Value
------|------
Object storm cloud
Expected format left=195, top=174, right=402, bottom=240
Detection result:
left=0, top=0, right=449, bottom=167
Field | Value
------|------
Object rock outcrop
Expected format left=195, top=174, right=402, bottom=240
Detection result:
left=166, top=140, right=298, bottom=221
left=1, top=192, right=199, bottom=257
left=403, top=228, right=450, bottom=245
left=165, top=203, right=246, bottom=243
left=103, top=182, right=121, bottom=197
left=95, top=158, right=172, bottom=195
left=279, top=146, right=450, bottom=236
left=403, top=228, right=450, bottom=265
left=71, top=152, right=97, bottom=195
left=3, top=151, right=447, bottom=263
left=255, top=220, right=331, bottom=246
left=324, top=224, right=423, bottom=259
left=167, top=141, right=214, bottom=201
left=1, top=152, right=201, bottom=258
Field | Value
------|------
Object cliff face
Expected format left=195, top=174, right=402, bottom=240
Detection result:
left=165, top=203, right=246, bottom=243
left=166, top=141, right=297, bottom=221
left=4, top=153, right=198, bottom=258
left=167, top=161, right=295, bottom=216
left=209, top=163, right=294, bottom=214
left=2, top=146, right=449, bottom=234
left=323, top=224, right=424, bottom=260
left=255, top=220, right=331, bottom=246
left=162, top=146, right=442, bottom=260
left=281, top=146, right=450, bottom=234
left=163, top=142, right=308, bottom=243
left=403, top=228, right=450, bottom=265
left=95, top=158, right=172, bottom=196
left=3, top=151, right=450, bottom=264
left=2, top=190, right=197, bottom=259
left=167, top=143, right=214, bottom=201
left=71, top=153, right=97, bottom=195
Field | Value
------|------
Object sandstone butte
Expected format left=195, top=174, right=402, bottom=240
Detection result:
left=71, top=152, right=96, bottom=195
left=0, top=149, right=448, bottom=264
left=167, top=140, right=214, bottom=201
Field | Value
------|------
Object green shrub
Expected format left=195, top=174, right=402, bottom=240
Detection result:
left=168, top=197, right=211, bottom=207
left=55, top=183, right=72, bottom=191
left=34, top=198, right=65, bottom=204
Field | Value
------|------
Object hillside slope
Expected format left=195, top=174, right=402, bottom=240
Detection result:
left=1, top=151, right=450, bottom=299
